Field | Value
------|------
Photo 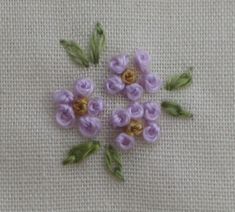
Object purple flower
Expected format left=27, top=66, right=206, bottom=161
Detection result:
left=111, top=109, right=130, bottom=128
left=74, top=79, right=94, bottom=97
left=106, top=50, right=162, bottom=101
left=134, top=49, right=151, bottom=73
left=111, top=101, right=161, bottom=151
left=143, top=123, right=160, bottom=143
left=144, top=102, right=161, bottom=122
left=53, top=89, right=74, bottom=105
left=55, top=104, right=76, bottom=128
left=106, top=75, right=125, bottom=95
left=143, top=73, right=162, bottom=93
left=53, top=79, right=103, bottom=138
left=115, top=133, right=135, bottom=151
left=108, top=54, right=129, bottom=74
left=88, top=98, right=104, bottom=116
left=125, top=83, right=143, bottom=101
left=128, top=102, right=144, bottom=119
left=79, top=116, right=102, bottom=138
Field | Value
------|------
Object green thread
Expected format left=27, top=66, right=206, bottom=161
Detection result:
left=60, top=39, right=89, bottom=68
left=165, top=67, right=193, bottom=91
left=89, top=22, right=106, bottom=64
left=63, top=141, right=100, bottom=165
left=161, top=101, right=193, bottom=118
left=105, top=145, right=124, bottom=181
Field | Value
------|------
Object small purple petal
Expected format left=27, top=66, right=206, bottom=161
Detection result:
left=79, top=116, right=102, bottom=138
left=105, top=75, right=125, bottom=95
left=55, top=104, right=76, bottom=128
left=144, top=101, right=161, bottom=121
left=127, top=102, right=144, bottom=119
left=108, top=54, right=129, bottom=74
left=125, top=83, right=143, bottom=101
left=143, top=123, right=160, bottom=143
left=53, top=89, right=74, bottom=105
left=134, top=49, right=151, bottom=74
left=144, top=73, right=162, bottom=93
left=88, top=98, right=104, bottom=116
left=74, top=79, right=94, bottom=97
left=115, top=133, right=135, bottom=151
left=111, top=109, right=130, bottom=128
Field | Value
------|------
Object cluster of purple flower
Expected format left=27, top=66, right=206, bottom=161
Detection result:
left=53, top=50, right=162, bottom=151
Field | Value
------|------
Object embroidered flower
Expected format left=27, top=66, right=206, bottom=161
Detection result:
left=111, top=101, right=161, bottom=151
left=53, top=79, right=103, bottom=138
left=106, top=50, right=162, bottom=101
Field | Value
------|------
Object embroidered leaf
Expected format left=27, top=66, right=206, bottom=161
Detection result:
left=165, top=67, right=193, bottom=91
left=89, top=22, right=106, bottom=64
left=63, top=140, right=100, bottom=165
left=105, top=145, right=124, bottom=181
left=60, top=39, right=89, bottom=67
left=161, top=101, right=193, bottom=118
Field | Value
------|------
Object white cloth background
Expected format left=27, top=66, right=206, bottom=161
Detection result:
left=0, top=0, right=234, bottom=211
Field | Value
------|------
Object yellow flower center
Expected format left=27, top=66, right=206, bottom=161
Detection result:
left=72, top=97, right=89, bottom=117
left=121, top=68, right=138, bottom=85
left=125, top=120, right=144, bottom=136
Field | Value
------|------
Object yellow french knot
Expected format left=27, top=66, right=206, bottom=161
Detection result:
left=125, top=120, right=144, bottom=136
left=72, top=97, right=89, bottom=117
left=121, top=68, right=138, bottom=85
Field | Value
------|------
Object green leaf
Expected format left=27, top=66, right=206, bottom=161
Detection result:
left=165, top=67, right=193, bottom=91
left=89, top=22, right=106, bottom=64
left=161, top=101, right=193, bottom=118
left=63, top=140, right=100, bottom=165
left=60, top=39, right=89, bottom=67
left=104, top=145, right=124, bottom=181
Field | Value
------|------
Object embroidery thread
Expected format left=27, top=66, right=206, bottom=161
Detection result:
left=161, top=101, right=193, bottom=118
left=165, top=67, right=192, bottom=91
left=89, top=22, right=106, bottom=64
left=60, top=40, right=90, bottom=67
left=60, top=22, right=106, bottom=67
left=63, top=140, right=100, bottom=165
left=105, top=145, right=124, bottom=181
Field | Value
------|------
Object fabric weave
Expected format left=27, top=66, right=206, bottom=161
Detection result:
left=0, top=0, right=234, bottom=211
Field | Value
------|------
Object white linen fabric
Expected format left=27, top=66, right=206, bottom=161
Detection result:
left=0, top=0, right=234, bottom=211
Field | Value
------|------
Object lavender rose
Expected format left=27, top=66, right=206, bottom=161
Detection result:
left=127, top=102, right=144, bottom=119
left=115, top=133, right=135, bottom=151
left=88, top=98, right=104, bottom=116
left=143, top=123, right=160, bottom=143
left=55, top=104, right=76, bottom=128
left=144, top=102, right=161, bottom=121
left=143, top=73, right=162, bottom=93
left=74, top=79, right=94, bottom=97
left=79, top=116, right=102, bottom=138
left=106, top=75, right=125, bottom=95
left=53, top=89, right=74, bottom=105
left=111, top=109, right=130, bottom=128
left=125, top=83, right=143, bottom=101
left=108, top=54, right=129, bottom=74
left=134, top=49, right=151, bottom=73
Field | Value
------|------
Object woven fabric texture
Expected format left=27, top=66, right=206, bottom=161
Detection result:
left=0, top=0, right=234, bottom=211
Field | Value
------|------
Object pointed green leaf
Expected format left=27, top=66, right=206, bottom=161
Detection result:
left=104, top=145, right=124, bottom=181
left=60, top=39, right=89, bottom=67
left=89, top=22, right=106, bottom=64
left=63, top=140, right=100, bottom=165
left=165, top=67, right=193, bottom=91
left=161, top=101, right=193, bottom=118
